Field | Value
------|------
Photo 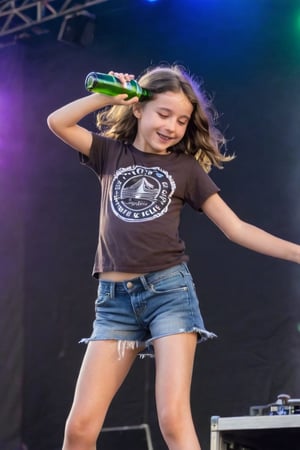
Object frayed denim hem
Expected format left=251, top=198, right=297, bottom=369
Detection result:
left=79, top=327, right=217, bottom=359
left=79, top=337, right=149, bottom=359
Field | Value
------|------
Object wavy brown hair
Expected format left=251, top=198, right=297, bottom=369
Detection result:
left=96, top=64, right=234, bottom=172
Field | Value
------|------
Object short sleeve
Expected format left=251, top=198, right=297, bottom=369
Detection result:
left=184, top=158, right=220, bottom=210
left=79, top=133, right=108, bottom=176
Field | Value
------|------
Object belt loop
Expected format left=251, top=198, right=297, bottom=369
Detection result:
left=110, top=282, right=115, bottom=299
left=140, top=275, right=149, bottom=291
left=182, top=262, right=188, bottom=273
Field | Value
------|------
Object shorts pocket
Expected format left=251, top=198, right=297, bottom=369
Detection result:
left=149, top=272, right=188, bottom=294
left=95, top=291, right=111, bottom=308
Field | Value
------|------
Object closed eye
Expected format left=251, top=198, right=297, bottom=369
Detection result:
left=158, top=113, right=188, bottom=125
left=178, top=119, right=188, bottom=126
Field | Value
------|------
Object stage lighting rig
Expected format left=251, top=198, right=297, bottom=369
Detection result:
left=0, top=0, right=108, bottom=47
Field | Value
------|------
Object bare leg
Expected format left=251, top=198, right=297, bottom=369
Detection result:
left=62, top=340, right=140, bottom=450
left=154, top=333, right=201, bottom=450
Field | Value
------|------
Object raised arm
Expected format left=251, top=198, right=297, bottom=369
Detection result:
left=202, top=193, right=300, bottom=264
left=47, top=71, right=138, bottom=156
left=47, top=94, right=108, bottom=156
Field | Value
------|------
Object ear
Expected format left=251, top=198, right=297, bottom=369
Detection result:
left=132, top=103, right=142, bottom=119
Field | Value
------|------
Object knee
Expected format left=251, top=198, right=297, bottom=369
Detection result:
left=158, top=405, right=200, bottom=448
left=64, top=414, right=97, bottom=446
left=158, top=405, right=186, bottom=439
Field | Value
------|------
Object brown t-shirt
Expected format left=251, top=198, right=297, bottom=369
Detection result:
left=81, top=133, right=220, bottom=277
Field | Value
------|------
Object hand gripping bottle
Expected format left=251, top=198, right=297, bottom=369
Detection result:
left=85, top=72, right=150, bottom=100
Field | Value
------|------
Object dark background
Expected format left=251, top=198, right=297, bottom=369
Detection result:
left=1, top=0, right=300, bottom=449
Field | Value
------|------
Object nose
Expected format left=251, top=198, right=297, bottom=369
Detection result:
left=165, top=117, right=177, bottom=132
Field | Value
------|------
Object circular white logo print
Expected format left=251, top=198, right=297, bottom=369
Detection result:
left=110, top=165, right=176, bottom=222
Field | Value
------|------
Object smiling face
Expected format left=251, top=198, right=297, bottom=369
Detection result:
left=132, top=90, right=193, bottom=155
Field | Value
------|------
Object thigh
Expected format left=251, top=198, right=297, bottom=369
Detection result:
left=153, top=333, right=198, bottom=411
left=68, top=340, right=139, bottom=428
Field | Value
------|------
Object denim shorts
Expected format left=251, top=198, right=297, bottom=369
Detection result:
left=80, top=263, right=216, bottom=357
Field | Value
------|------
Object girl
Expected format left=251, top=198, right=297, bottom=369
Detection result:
left=47, top=65, right=300, bottom=450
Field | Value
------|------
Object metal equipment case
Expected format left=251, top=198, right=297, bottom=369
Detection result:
left=210, top=414, right=300, bottom=450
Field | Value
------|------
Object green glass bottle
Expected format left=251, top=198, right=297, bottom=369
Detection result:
left=85, top=72, right=151, bottom=100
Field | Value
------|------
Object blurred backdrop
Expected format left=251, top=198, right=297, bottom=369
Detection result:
left=1, top=0, right=300, bottom=449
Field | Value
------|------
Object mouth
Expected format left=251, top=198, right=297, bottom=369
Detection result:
left=157, top=132, right=173, bottom=142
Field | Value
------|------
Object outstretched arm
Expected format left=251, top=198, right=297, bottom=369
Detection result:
left=202, top=193, right=300, bottom=264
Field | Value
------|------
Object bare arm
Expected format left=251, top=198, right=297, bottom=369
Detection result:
left=47, top=94, right=106, bottom=155
left=202, top=193, right=300, bottom=264
left=47, top=93, right=138, bottom=156
left=47, top=72, right=138, bottom=156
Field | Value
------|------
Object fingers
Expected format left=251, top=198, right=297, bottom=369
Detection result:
left=108, top=70, right=135, bottom=86
left=107, top=70, right=139, bottom=105
left=113, top=94, right=139, bottom=105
